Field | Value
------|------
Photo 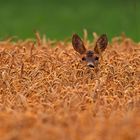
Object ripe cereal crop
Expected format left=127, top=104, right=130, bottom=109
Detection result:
left=0, top=32, right=140, bottom=140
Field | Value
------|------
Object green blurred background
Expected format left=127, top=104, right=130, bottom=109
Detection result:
left=0, top=0, right=139, bottom=41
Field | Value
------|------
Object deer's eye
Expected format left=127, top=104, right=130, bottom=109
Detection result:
left=82, top=57, right=86, bottom=61
left=95, top=56, right=99, bottom=61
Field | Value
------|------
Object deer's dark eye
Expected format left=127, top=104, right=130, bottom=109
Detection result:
left=95, top=56, right=99, bottom=61
left=82, top=57, right=86, bottom=61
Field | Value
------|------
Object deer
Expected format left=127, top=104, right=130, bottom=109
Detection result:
left=72, top=33, right=108, bottom=68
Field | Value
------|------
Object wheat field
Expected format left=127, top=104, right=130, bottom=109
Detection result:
left=0, top=33, right=140, bottom=140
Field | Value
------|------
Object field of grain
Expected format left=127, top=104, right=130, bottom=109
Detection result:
left=0, top=33, right=140, bottom=140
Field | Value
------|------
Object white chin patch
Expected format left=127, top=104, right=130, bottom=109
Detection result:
left=87, top=62, right=94, bottom=68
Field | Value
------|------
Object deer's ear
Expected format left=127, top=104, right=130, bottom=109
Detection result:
left=94, top=34, right=108, bottom=54
left=72, top=34, right=86, bottom=54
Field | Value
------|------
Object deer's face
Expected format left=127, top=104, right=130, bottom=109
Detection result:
left=72, top=34, right=108, bottom=68
left=81, top=50, right=99, bottom=68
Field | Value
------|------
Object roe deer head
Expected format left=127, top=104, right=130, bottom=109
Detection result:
left=72, top=34, right=108, bottom=68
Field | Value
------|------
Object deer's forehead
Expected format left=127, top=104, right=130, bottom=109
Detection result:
left=86, top=50, right=98, bottom=57
left=86, top=50, right=94, bottom=56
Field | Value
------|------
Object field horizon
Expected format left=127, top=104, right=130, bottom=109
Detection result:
left=0, top=0, right=140, bottom=41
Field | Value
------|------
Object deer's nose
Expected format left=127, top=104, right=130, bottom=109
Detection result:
left=87, top=63, right=94, bottom=68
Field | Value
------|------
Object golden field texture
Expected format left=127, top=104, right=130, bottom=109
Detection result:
left=0, top=33, right=140, bottom=140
